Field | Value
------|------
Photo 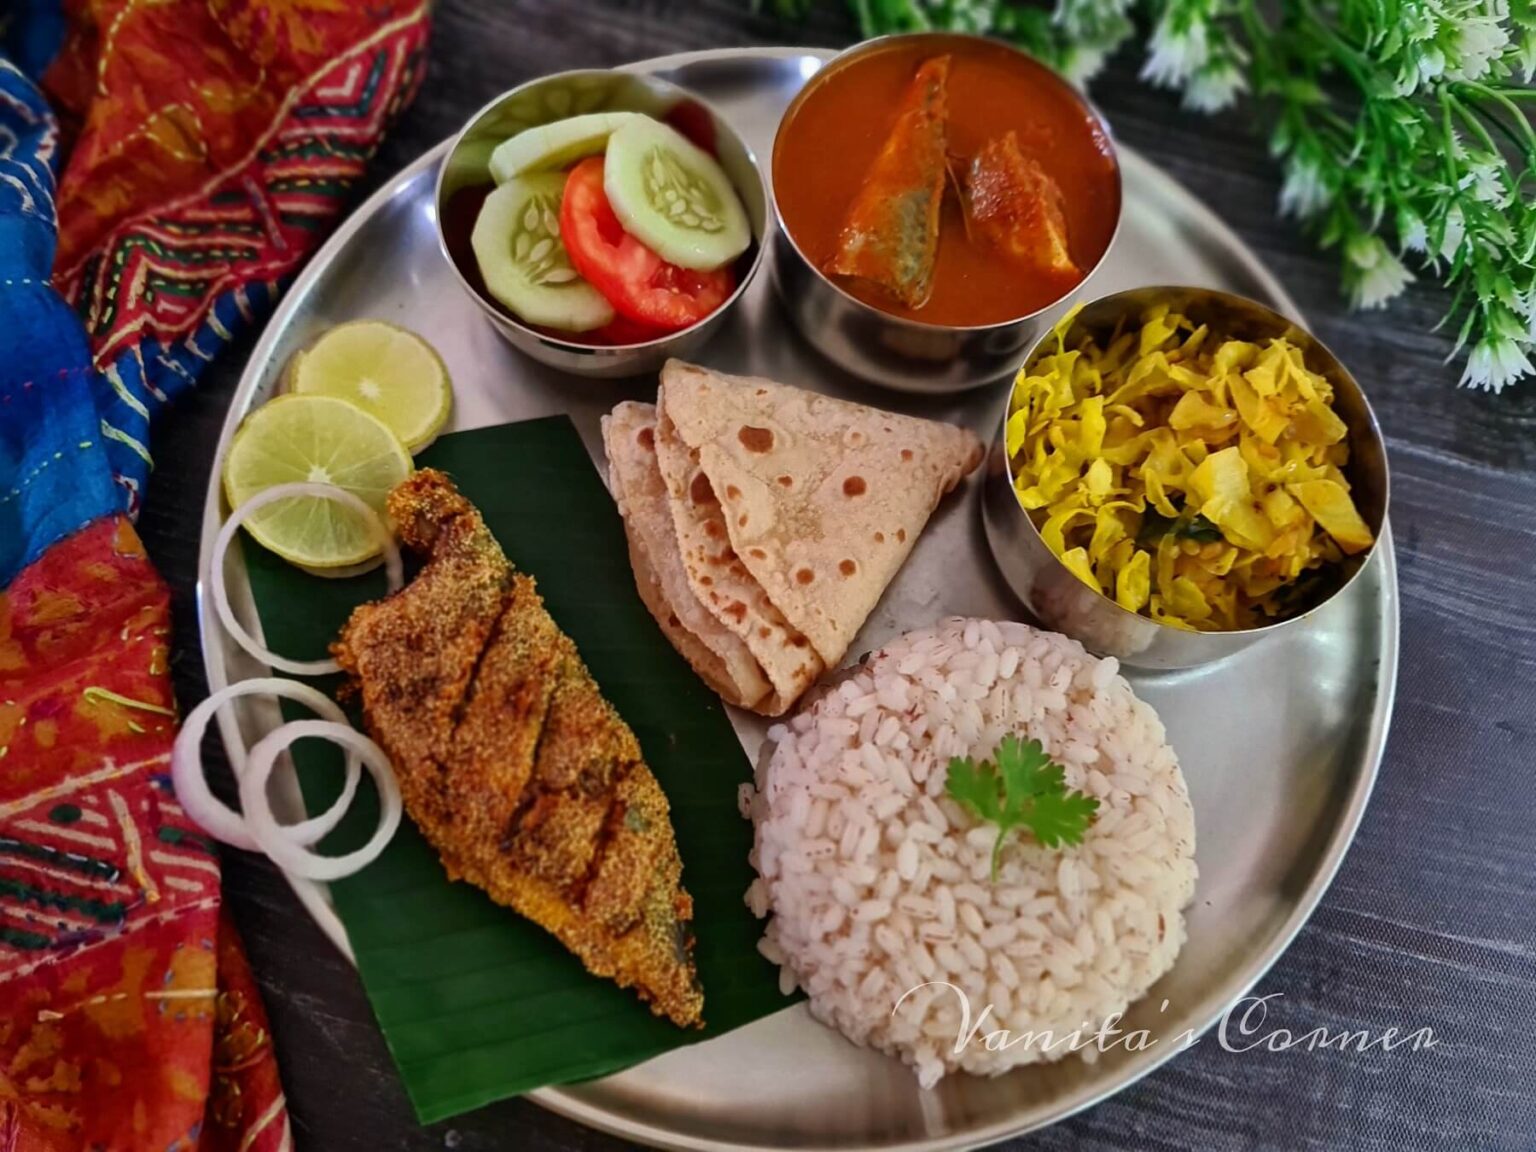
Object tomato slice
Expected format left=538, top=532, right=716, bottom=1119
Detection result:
left=559, top=157, right=735, bottom=332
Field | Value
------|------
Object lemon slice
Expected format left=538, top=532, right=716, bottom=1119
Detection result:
left=222, top=395, right=412, bottom=568
left=289, top=321, right=452, bottom=452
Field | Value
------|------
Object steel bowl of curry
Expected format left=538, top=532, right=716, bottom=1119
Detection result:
left=771, top=33, right=1123, bottom=394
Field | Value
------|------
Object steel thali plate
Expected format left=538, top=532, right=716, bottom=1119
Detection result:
left=197, top=46, right=1399, bottom=1152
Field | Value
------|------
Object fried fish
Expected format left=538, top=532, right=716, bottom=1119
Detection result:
left=333, top=469, right=703, bottom=1028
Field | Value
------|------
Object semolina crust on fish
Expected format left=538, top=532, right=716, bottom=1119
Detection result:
left=333, top=469, right=703, bottom=1028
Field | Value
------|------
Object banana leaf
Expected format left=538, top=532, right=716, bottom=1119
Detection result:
left=242, top=415, right=791, bottom=1124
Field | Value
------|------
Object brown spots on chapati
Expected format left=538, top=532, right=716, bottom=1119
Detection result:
left=839, top=559, right=857, bottom=577
left=699, top=575, right=713, bottom=587
left=896, top=528, right=907, bottom=543
left=725, top=485, right=741, bottom=501
left=637, top=427, right=655, bottom=450
left=738, top=425, right=774, bottom=453
left=842, top=476, right=867, bottom=497
left=737, top=514, right=748, bottom=527
left=730, top=562, right=750, bottom=577
left=776, top=475, right=793, bottom=488
left=667, top=613, right=680, bottom=628
left=900, top=449, right=913, bottom=462
left=755, top=388, right=768, bottom=396
left=704, top=521, right=722, bottom=539
left=790, top=635, right=809, bottom=648
left=725, top=600, right=748, bottom=621
left=758, top=626, right=771, bottom=639
left=795, top=567, right=815, bottom=586
left=748, top=547, right=767, bottom=560
left=874, top=531, right=885, bottom=543
left=690, top=472, right=717, bottom=506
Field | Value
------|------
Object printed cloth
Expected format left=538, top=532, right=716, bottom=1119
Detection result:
left=0, top=517, right=288, bottom=1150
left=0, top=0, right=431, bottom=1146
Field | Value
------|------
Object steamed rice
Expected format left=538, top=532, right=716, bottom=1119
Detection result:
left=744, top=618, right=1197, bottom=1087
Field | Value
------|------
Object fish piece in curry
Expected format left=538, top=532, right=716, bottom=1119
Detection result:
left=825, top=54, right=951, bottom=309
left=964, top=130, right=1078, bottom=281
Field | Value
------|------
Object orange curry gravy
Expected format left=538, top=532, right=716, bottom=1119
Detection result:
left=774, top=40, right=1120, bottom=327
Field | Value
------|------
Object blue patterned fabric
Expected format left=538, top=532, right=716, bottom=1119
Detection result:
left=0, top=57, right=120, bottom=586
left=86, top=278, right=283, bottom=520
left=0, top=5, right=276, bottom=585
left=0, top=1, right=426, bottom=589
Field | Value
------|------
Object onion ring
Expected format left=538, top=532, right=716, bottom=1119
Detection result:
left=172, top=678, right=363, bottom=850
left=211, top=481, right=402, bottom=676
left=240, top=719, right=403, bottom=881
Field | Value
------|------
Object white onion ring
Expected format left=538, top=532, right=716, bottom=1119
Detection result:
left=212, top=481, right=402, bottom=676
left=172, top=678, right=363, bottom=850
left=240, top=719, right=403, bottom=881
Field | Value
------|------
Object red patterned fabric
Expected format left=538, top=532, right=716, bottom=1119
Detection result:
left=0, top=519, right=288, bottom=1150
left=0, top=1, right=432, bottom=1147
left=44, top=0, right=430, bottom=363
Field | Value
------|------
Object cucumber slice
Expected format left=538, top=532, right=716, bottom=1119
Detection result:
left=488, top=112, right=637, bottom=183
left=471, top=173, right=614, bottom=332
left=603, top=115, right=751, bottom=271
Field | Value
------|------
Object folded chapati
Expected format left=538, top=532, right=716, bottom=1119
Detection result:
left=603, top=401, right=781, bottom=711
left=603, top=361, right=983, bottom=716
left=652, top=403, right=824, bottom=712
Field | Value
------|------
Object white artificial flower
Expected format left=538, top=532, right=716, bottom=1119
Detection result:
left=1346, top=234, right=1415, bottom=309
left=1446, top=15, right=1510, bottom=81
left=1055, top=0, right=1136, bottom=39
left=1391, top=64, right=1421, bottom=97
left=1053, top=0, right=1136, bottom=80
left=1183, top=58, right=1247, bottom=112
left=1141, top=15, right=1210, bottom=87
left=1459, top=156, right=1508, bottom=204
left=1279, top=156, right=1330, bottom=218
left=1459, top=333, right=1534, bottom=391
left=1440, top=203, right=1467, bottom=260
left=1417, top=46, right=1447, bottom=86
left=945, top=0, right=996, bottom=34
left=1398, top=206, right=1429, bottom=252
left=1062, top=42, right=1112, bottom=85
left=1518, top=36, right=1536, bottom=82
left=1399, top=0, right=1440, bottom=41
left=1508, top=293, right=1536, bottom=345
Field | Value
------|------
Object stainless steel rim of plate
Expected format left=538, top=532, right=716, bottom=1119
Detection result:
left=195, top=45, right=1401, bottom=1152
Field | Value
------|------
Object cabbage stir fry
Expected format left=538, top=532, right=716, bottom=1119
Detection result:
left=1006, top=306, right=1374, bottom=631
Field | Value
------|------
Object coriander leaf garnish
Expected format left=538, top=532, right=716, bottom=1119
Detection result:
left=1137, top=503, right=1224, bottom=547
left=945, top=735, right=1099, bottom=880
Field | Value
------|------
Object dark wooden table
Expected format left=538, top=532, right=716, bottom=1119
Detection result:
left=137, top=2, right=1536, bottom=1149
